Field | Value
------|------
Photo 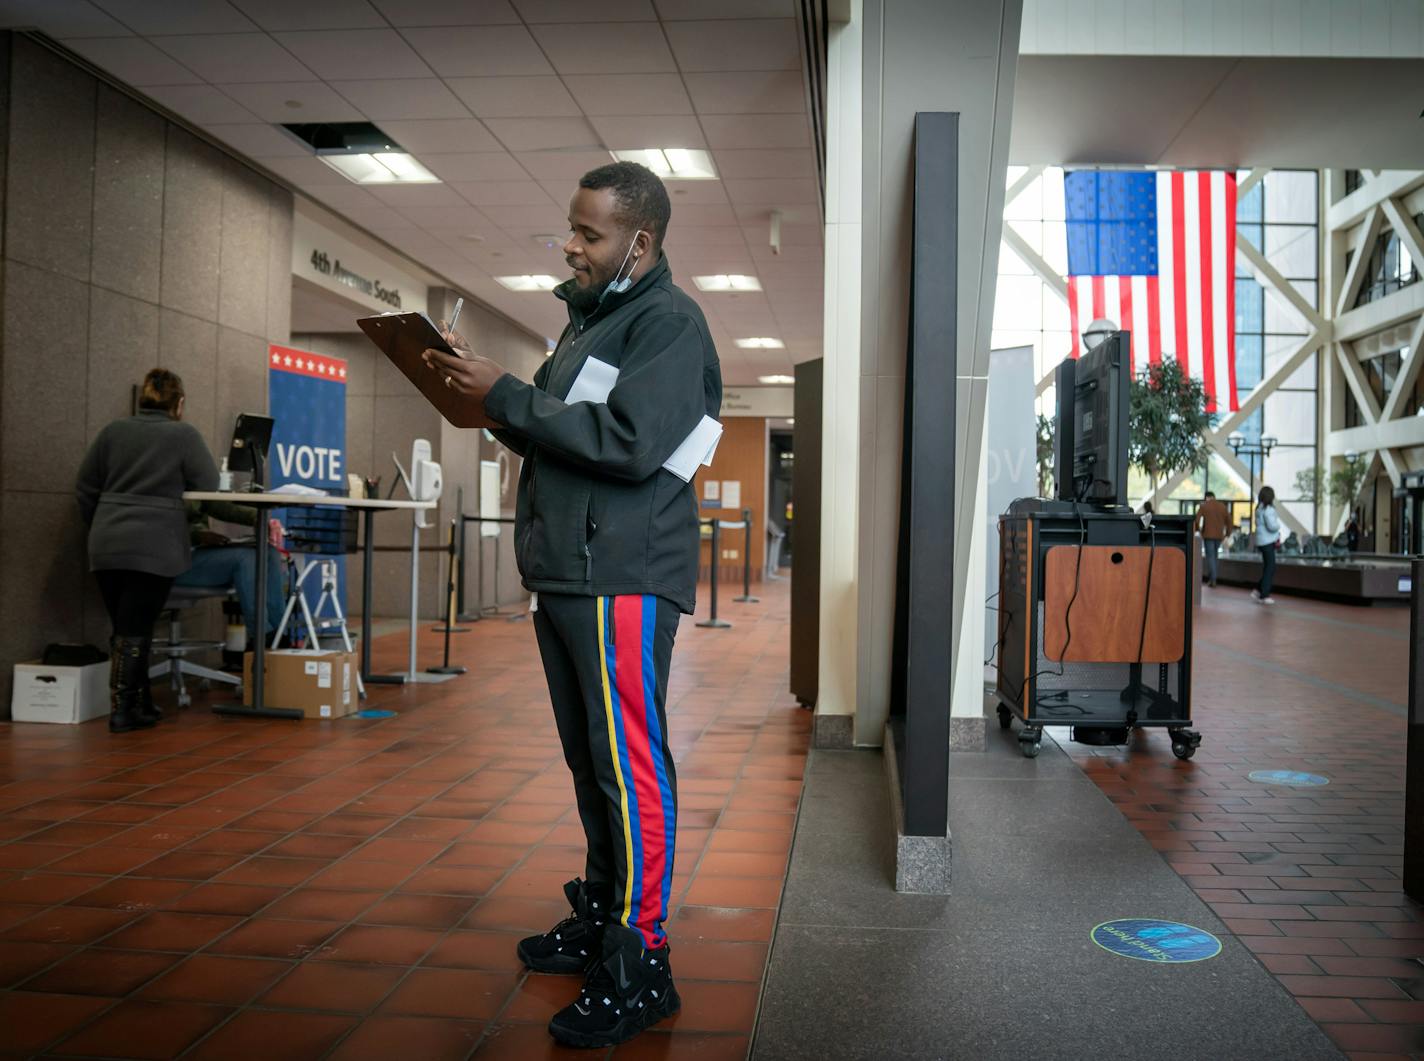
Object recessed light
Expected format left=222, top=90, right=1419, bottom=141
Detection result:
left=735, top=337, right=784, bottom=349
left=612, top=148, right=718, bottom=181
left=758, top=374, right=795, bottom=385
left=495, top=275, right=560, bottom=292
left=319, top=152, right=439, bottom=185
left=531, top=234, right=563, bottom=249
left=461, top=233, right=486, bottom=242
left=693, top=274, right=761, bottom=292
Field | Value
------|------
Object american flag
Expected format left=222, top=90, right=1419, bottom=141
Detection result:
left=1065, top=170, right=1239, bottom=413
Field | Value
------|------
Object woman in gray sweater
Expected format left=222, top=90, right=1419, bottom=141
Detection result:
left=75, top=369, right=219, bottom=731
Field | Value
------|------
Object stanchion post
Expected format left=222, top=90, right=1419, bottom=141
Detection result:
left=1406, top=557, right=1424, bottom=901
left=428, top=518, right=468, bottom=675
left=697, top=519, right=731, bottom=629
left=431, top=519, right=469, bottom=635
left=734, top=507, right=759, bottom=603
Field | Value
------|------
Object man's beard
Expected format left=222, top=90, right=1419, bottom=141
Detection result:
left=565, top=275, right=609, bottom=313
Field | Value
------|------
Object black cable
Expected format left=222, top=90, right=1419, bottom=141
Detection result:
left=1013, top=504, right=1088, bottom=705
left=1135, top=521, right=1158, bottom=666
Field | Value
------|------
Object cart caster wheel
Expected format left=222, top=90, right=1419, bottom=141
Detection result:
left=996, top=705, right=1012, bottom=730
left=1171, top=741, right=1195, bottom=761
left=1018, top=726, right=1043, bottom=758
left=177, top=692, right=191, bottom=709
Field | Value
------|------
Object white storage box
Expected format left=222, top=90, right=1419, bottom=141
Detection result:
left=11, top=660, right=109, bottom=724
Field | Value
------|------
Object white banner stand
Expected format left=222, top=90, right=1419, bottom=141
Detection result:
left=392, top=441, right=457, bottom=685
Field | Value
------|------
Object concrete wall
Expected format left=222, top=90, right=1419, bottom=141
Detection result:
left=0, top=35, right=293, bottom=710
left=816, top=1, right=1021, bottom=747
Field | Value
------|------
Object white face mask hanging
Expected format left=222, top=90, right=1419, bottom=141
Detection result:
left=600, top=230, right=645, bottom=302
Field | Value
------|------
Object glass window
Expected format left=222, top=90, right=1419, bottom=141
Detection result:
left=1264, top=224, right=1318, bottom=280
left=1265, top=170, right=1318, bottom=225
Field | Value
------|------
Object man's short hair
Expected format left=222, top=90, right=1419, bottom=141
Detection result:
left=579, top=161, right=671, bottom=251
left=1205, top=490, right=1215, bottom=498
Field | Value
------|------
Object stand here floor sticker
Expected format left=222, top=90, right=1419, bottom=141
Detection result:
left=1091, top=919, right=1223, bottom=963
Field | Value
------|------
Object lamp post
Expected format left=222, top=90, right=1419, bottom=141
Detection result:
left=1227, top=433, right=1278, bottom=536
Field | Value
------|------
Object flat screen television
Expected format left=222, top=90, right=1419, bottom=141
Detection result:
left=1058, top=331, right=1130, bottom=507
left=227, top=413, right=274, bottom=492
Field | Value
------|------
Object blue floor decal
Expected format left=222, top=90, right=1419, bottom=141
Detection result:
left=1091, top=919, right=1223, bottom=963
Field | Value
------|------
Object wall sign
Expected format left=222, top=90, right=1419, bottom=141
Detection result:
left=720, top=386, right=794, bottom=418
left=1091, top=919, right=1222, bottom=963
left=292, top=211, right=428, bottom=316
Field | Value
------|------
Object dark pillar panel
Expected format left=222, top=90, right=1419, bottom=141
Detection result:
left=893, top=113, right=957, bottom=839
left=790, top=359, right=823, bottom=707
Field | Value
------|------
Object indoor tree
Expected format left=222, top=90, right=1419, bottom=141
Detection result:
left=1036, top=412, right=1056, bottom=497
left=1128, top=359, right=1213, bottom=502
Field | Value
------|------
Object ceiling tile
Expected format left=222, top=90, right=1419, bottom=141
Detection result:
left=724, top=177, right=820, bottom=206
left=153, top=33, right=316, bottom=82
left=663, top=181, right=731, bottom=205
left=588, top=114, right=705, bottom=149
left=66, top=36, right=203, bottom=84
left=485, top=203, right=567, bottom=229
left=296, top=184, right=384, bottom=210
left=6, top=0, right=128, bottom=37
left=275, top=29, right=432, bottom=79
left=683, top=70, right=805, bottom=114
left=141, top=83, right=257, bottom=123
left=530, top=23, right=676, bottom=75
left=451, top=181, right=558, bottom=207
left=663, top=226, right=746, bottom=247
left=229, top=0, right=385, bottom=31
left=331, top=78, right=471, bottom=120
left=653, top=0, right=794, bottom=17
left=700, top=114, right=810, bottom=149
left=733, top=202, right=817, bottom=226
left=394, top=204, right=493, bottom=230
left=368, top=0, right=518, bottom=25
left=365, top=182, right=467, bottom=206
left=512, top=0, right=655, bottom=22
left=484, top=117, right=603, bottom=152
left=375, top=119, right=502, bottom=153
left=561, top=74, right=692, bottom=115
left=401, top=25, right=553, bottom=76
left=218, top=80, right=363, bottom=122
left=665, top=19, right=799, bottom=72
left=747, top=220, right=821, bottom=247
left=92, top=0, right=257, bottom=34
left=255, top=155, right=351, bottom=185
left=711, top=148, right=815, bottom=179
left=206, top=123, right=312, bottom=157
left=513, top=149, right=615, bottom=179
left=445, top=76, right=579, bottom=118
left=424, top=153, right=530, bottom=182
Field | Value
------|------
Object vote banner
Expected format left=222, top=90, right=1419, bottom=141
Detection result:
left=269, top=344, right=348, bottom=622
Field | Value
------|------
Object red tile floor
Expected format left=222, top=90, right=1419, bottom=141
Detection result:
left=1065, top=585, right=1424, bottom=1061
left=0, top=580, right=806, bottom=1060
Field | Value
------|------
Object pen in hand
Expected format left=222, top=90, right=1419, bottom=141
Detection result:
left=446, top=297, right=464, bottom=350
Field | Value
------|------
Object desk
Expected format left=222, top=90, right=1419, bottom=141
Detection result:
left=183, top=492, right=435, bottom=719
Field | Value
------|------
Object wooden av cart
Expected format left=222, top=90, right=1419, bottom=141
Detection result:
left=995, top=505, right=1200, bottom=760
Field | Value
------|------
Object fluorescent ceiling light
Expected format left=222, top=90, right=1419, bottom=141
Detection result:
left=693, top=274, right=761, bottom=292
left=495, top=274, right=560, bottom=291
left=319, top=152, right=439, bottom=185
left=758, top=374, right=795, bottom=385
left=612, top=148, right=718, bottom=181
left=735, top=337, right=784, bottom=349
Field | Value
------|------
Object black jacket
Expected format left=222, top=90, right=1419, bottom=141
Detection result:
left=483, top=255, right=722, bottom=613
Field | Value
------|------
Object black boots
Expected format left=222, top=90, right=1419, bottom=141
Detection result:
left=109, top=636, right=157, bottom=733
left=135, top=636, right=162, bottom=724
left=547, top=923, right=680, bottom=1048
left=518, top=878, right=612, bottom=975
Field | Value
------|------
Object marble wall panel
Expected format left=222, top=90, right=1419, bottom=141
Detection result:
left=91, top=87, right=164, bottom=302
left=86, top=286, right=160, bottom=438
left=159, top=127, right=224, bottom=321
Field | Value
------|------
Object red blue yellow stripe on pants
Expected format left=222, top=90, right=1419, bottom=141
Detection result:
left=596, top=595, right=676, bottom=949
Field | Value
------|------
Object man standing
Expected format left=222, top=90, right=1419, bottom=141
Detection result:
left=1195, top=490, right=1232, bottom=587
left=423, top=161, right=720, bottom=1048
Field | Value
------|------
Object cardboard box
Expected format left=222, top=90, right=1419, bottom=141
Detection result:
left=243, top=649, right=355, bottom=720
left=11, top=660, right=109, bottom=724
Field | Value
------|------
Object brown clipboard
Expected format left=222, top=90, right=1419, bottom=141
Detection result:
left=357, top=312, right=494, bottom=429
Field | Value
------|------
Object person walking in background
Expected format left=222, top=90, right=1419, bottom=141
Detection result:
left=76, top=370, right=219, bottom=731
left=1195, top=490, right=1233, bottom=588
left=1252, top=485, right=1281, bottom=605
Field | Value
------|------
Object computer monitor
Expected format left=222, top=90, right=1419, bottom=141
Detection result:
left=1052, top=357, right=1076, bottom=502
left=1069, top=331, right=1130, bottom=507
left=227, top=413, right=274, bottom=493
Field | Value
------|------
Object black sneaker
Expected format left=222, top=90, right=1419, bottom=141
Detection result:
left=548, top=924, right=679, bottom=1048
left=517, top=878, right=611, bottom=975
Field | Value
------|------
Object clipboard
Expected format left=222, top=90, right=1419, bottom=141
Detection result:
left=357, top=312, right=494, bottom=429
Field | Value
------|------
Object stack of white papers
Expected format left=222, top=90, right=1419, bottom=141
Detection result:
left=564, top=357, right=723, bottom=482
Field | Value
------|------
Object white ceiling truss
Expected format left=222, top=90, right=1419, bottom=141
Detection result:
left=1319, top=169, right=1424, bottom=538
left=0, top=0, right=824, bottom=387
left=1004, top=165, right=1326, bottom=537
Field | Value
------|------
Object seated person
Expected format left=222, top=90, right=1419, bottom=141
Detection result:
left=173, top=498, right=286, bottom=646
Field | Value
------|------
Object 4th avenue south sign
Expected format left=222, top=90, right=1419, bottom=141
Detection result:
left=308, top=249, right=403, bottom=309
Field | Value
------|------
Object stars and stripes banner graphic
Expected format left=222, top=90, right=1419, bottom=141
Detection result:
left=1064, top=170, right=1238, bottom=412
